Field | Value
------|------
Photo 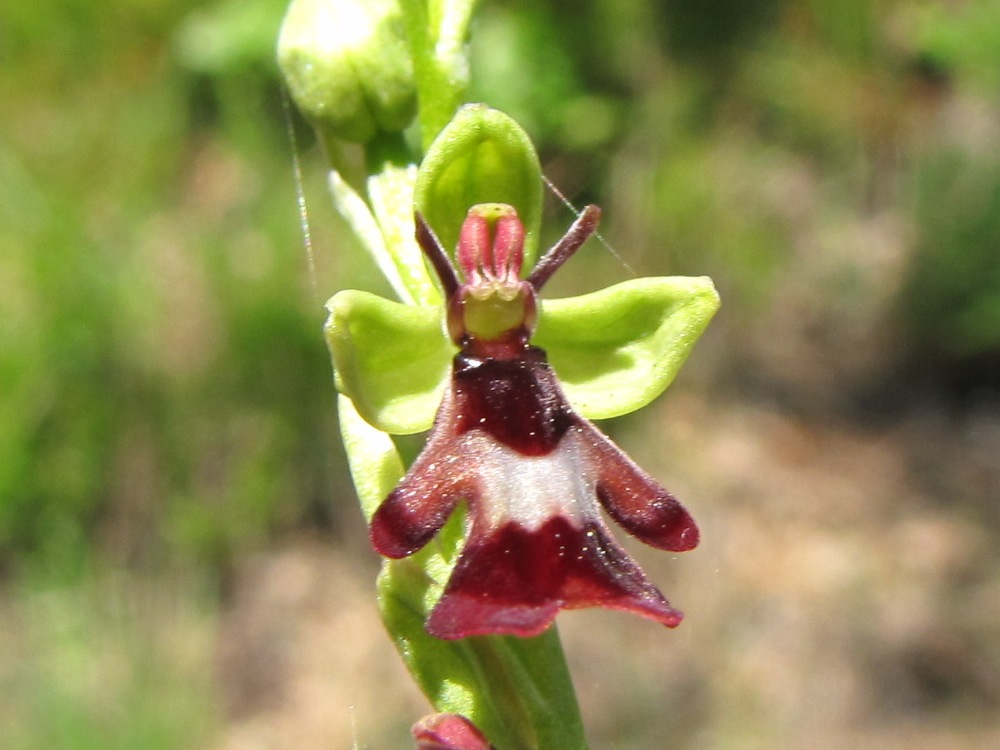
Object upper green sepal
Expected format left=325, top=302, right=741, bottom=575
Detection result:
left=536, top=276, right=720, bottom=419
left=415, top=105, right=544, bottom=268
left=327, top=276, right=719, bottom=435
left=326, top=290, right=452, bottom=435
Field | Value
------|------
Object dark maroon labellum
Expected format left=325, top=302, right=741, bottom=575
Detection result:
left=452, top=348, right=575, bottom=456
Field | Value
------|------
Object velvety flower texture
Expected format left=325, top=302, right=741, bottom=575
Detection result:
left=370, top=204, right=698, bottom=640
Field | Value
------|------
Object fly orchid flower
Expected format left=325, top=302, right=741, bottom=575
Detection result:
left=367, top=203, right=700, bottom=639
left=320, top=104, right=717, bottom=743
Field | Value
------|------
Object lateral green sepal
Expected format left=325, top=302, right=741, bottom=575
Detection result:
left=535, top=276, right=721, bottom=420
left=326, top=290, right=452, bottom=435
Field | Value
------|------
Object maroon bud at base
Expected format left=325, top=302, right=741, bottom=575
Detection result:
left=413, top=713, right=494, bottom=750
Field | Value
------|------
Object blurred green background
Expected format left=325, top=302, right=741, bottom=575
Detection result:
left=3, top=0, right=1000, bottom=748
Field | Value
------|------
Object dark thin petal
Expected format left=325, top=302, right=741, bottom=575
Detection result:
left=526, top=205, right=601, bottom=292
left=415, top=212, right=460, bottom=300
left=426, top=516, right=683, bottom=639
left=370, top=478, right=466, bottom=558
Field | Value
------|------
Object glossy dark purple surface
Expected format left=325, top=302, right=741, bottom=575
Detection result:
left=451, top=347, right=574, bottom=456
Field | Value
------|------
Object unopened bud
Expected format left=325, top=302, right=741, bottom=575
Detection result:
left=278, top=0, right=416, bottom=144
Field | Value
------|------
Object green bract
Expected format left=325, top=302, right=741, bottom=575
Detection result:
left=415, top=104, right=544, bottom=268
left=326, top=276, right=719, bottom=434
left=278, top=0, right=416, bottom=144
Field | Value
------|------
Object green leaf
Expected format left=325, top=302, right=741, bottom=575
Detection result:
left=328, top=164, right=426, bottom=306
left=535, top=276, right=721, bottom=420
left=415, top=104, right=544, bottom=267
left=365, top=134, right=441, bottom=306
left=325, top=290, right=452, bottom=435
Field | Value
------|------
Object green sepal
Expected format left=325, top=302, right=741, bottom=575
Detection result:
left=328, top=276, right=719, bottom=435
left=415, top=104, right=544, bottom=268
left=536, top=276, right=721, bottom=419
left=325, top=290, right=452, bottom=435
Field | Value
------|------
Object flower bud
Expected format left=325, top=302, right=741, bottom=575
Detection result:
left=412, top=713, right=493, bottom=750
left=278, top=0, right=416, bottom=144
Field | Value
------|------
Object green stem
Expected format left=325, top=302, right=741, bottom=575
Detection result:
left=400, top=0, right=479, bottom=150
left=466, top=632, right=590, bottom=750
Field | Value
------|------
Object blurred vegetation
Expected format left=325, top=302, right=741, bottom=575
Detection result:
left=0, top=0, right=344, bottom=574
left=2, top=0, right=1000, bottom=748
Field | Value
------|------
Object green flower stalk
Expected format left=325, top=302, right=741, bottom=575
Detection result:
left=277, top=3, right=719, bottom=748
